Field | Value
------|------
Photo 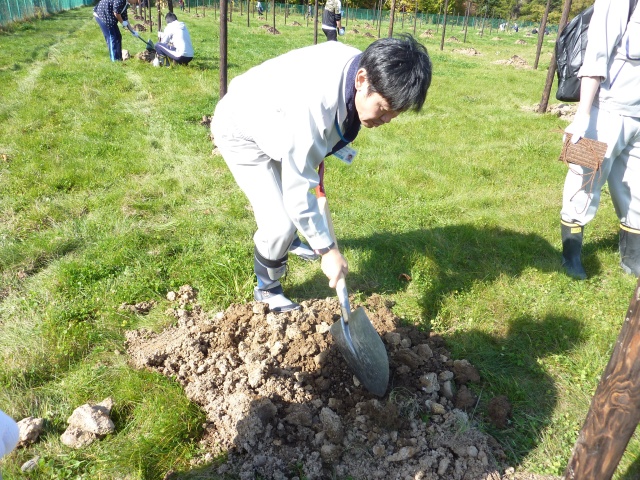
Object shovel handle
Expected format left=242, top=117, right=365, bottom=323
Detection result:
left=336, top=276, right=350, bottom=323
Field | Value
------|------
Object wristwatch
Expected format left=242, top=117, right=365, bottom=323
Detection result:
left=313, top=242, right=335, bottom=256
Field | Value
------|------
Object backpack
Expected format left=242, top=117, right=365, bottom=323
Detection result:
left=555, top=0, right=638, bottom=102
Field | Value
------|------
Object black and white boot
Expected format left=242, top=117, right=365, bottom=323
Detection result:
left=254, top=248, right=300, bottom=312
left=561, top=220, right=587, bottom=280
left=288, top=236, right=319, bottom=261
left=619, top=224, right=640, bottom=277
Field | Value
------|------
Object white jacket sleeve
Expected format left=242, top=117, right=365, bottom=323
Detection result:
left=579, top=0, right=631, bottom=80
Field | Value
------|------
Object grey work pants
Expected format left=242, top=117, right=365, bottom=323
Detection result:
left=561, top=106, right=640, bottom=229
left=212, top=122, right=296, bottom=261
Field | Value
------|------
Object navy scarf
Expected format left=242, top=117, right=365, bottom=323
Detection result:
left=328, top=54, right=362, bottom=156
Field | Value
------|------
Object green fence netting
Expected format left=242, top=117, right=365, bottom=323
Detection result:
left=1, top=0, right=93, bottom=26
left=1, top=0, right=554, bottom=34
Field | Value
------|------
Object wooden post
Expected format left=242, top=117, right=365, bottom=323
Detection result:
left=439, top=0, right=449, bottom=51
left=463, top=0, right=470, bottom=43
left=156, top=0, right=162, bottom=35
left=219, top=0, right=228, bottom=98
left=533, top=0, right=552, bottom=69
left=412, top=0, right=417, bottom=35
left=538, top=0, right=571, bottom=113
left=565, top=277, right=640, bottom=480
left=313, top=0, right=318, bottom=44
left=387, top=0, right=396, bottom=37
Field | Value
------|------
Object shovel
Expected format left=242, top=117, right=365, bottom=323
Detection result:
left=132, top=30, right=155, bottom=51
left=330, top=276, right=389, bottom=396
left=315, top=164, right=389, bottom=396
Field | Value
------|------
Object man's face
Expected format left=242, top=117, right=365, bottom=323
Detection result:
left=354, top=68, right=400, bottom=128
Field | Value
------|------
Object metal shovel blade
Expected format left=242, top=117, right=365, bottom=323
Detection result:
left=330, top=282, right=389, bottom=396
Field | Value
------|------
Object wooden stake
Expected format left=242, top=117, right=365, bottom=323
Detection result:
left=565, top=277, right=640, bottom=480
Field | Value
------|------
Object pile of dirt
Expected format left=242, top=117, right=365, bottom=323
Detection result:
left=493, top=55, right=531, bottom=69
left=420, top=29, right=434, bottom=38
left=125, top=286, right=561, bottom=480
left=522, top=103, right=577, bottom=121
left=515, top=39, right=526, bottom=45
left=453, top=48, right=481, bottom=56
left=290, top=21, right=302, bottom=26
left=447, top=36, right=461, bottom=42
left=260, top=24, right=281, bottom=34
left=134, top=50, right=156, bottom=63
left=364, top=32, right=376, bottom=38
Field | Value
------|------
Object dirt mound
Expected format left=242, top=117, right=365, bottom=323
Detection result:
left=261, top=24, right=281, bottom=34
left=522, top=103, right=577, bottom=121
left=364, top=32, right=376, bottom=38
left=492, top=37, right=502, bottom=41
left=453, top=47, right=481, bottom=56
left=350, top=28, right=359, bottom=34
left=420, top=29, right=434, bottom=38
left=447, top=36, right=460, bottom=42
left=134, top=50, right=155, bottom=63
left=493, top=55, right=531, bottom=69
left=515, top=39, right=526, bottom=45
left=290, top=21, right=302, bottom=26
left=125, top=286, right=559, bottom=480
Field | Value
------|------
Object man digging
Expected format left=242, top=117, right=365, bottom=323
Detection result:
left=211, top=35, right=432, bottom=312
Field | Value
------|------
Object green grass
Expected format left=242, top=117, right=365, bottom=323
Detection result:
left=1, top=6, right=640, bottom=479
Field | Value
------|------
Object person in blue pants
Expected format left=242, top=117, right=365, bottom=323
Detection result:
left=93, top=0, right=134, bottom=61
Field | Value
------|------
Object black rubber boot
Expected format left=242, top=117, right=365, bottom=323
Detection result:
left=561, top=221, right=587, bottom=280
left=254, top=248, right=300, bottom=312
left=619, top=225, right=640, bottom=277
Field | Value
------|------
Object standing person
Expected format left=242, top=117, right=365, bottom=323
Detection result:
left=321, top=0, right=344, bottom=41
left=0, top=410, right=19, bottom=460
left=257, top=0, right=264, bottom=15
left=211, top=35, right=432, bottom=312
left=561, top=0, right=640, bottom=279
left=93, top=0, right=134, bottom=61
left=155, top=12, right=194, bottom=65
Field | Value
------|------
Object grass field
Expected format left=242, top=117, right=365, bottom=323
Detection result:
left=1, top=5, right=640, bottom=479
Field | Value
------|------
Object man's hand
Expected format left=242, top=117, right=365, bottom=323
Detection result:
left=122, top=20, right=129, bottom=28
left=565, top=112, right=590, bottom=144
left=338, top=27, right=345, bottom=35
left=321, top=248, right=348, bottom=289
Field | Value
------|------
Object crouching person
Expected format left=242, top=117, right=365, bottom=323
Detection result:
left=211, top=35, right=432, bottom=312
left=155, top=12, right=194, bottom=65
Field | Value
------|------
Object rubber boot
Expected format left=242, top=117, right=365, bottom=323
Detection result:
left=561, top=220, right=587, bottom=280
left=619, top=225, right=640, bottom=277
left=288, top=235, right=319, bottom=261
left=253, top=248, right=300, bottom=313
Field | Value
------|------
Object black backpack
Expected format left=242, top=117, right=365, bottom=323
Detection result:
left=555, top=0, right=638, bottom=102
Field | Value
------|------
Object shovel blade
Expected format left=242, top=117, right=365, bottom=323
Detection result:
left=330, top=306, right=389, bottom=396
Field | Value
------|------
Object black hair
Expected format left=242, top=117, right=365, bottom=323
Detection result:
left=359, top=34, right=432, bottom=112
left=165, top=12, right=178, bottom=23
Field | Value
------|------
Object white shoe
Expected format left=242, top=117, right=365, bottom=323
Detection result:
left=254, top=286, right=300, bottom=313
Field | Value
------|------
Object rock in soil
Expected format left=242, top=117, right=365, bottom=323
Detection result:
left=126, top=286, right=561, bottom=480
